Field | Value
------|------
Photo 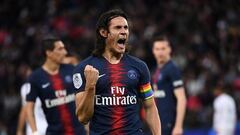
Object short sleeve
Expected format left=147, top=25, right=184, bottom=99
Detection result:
left=72, top=64, right=86, bottom=93
left=138, top=62, right=154, bottom=100
left=26, top=75, right=39, bottom=102
left=20, top=83, right=30, bottom=106
left=169, top=65, right=183, bottom=89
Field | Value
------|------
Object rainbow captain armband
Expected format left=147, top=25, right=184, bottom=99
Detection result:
left=140, top=82, right=154, bottom=100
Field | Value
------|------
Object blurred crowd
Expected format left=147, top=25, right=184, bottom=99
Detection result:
left=0, top=0, right=239, bottom=134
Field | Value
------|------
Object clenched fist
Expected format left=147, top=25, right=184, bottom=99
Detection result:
left=84, top=65, right=99, bottom=88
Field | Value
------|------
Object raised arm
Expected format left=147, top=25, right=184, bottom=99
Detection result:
left=75, top=65, right=99, bottom=124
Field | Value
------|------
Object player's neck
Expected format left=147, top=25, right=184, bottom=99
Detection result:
left=42, top=59, right=60, bottom=75
left=157, top=58, right=170, bottom=68
left=102, top=51, right=123, bottom=64
left=157, top=63, right=164, bottom=69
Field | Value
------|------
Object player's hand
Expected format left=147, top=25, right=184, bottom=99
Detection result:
left=172, top=126, right=183, bottom=135
left=84, top=65, right=99, bottom=88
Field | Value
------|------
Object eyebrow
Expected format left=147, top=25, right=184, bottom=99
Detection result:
left=113, top=24, right=128, bottom=28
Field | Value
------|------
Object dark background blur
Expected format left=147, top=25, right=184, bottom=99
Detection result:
left=0, top=0, right=240, bottom=135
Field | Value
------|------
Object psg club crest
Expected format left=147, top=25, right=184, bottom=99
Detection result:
left=127, top=70, right=137, bottom=80
left=73, top=73, right=82, bottom=89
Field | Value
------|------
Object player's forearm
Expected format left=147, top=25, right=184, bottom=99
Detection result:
left=76, top=86, right=96, bottom=124
left=145, top=109, right=161, bottom=135
left=174, top=94, right=186, bottom=128
left=17, top=107, right=26, bottom=134
left=26, top=102, right=37, bottom=132
left=144, top=99, right=161, bottom=135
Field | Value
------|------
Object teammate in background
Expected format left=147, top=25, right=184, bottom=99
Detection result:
left=17, top=67, right=48, bottom=135
left=213, top=84, right=237, bottom=135
left=152, top=35, right=186, bottom=135
left=26, top=37, right=86, bottom=135
left=17, top=55, right=80, bottom=135
left=73, top=9, right=161, bottom=135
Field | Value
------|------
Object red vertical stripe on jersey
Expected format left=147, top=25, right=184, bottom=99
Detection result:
left=108, top=62, right=126, bottom=135
left=50, top=74, right=74, bottom=135
left=153, top=68, right=160, bottom=84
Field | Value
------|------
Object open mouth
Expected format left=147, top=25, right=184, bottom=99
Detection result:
left=117, top=38, right=126, bottom=44
left=117, top=38, right=127, bottom=49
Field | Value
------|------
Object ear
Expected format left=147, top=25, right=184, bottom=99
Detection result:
left=169, top=47, right=172, bottom=54
left=99, top=28, right=108, bottom=38
left=46, top=50, right=52, bottom=57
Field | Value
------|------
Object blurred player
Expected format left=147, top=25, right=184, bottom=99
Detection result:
left=73, top=9, right=161, bottom=135
left=26, top=37, right=86, bottom=135
left=17, top=55, right=80, bottom=135
left=213, top=84, right=237, bottom=135
left=17, top=82, right=48, bottom=135
left=17, top=66, right=47, bottom=135
left=152, top=35, right=186, bottom=135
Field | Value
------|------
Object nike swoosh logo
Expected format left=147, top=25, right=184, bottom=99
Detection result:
left=42, top=82, right=50, bottom=88
left=98, top=74, right=106, bottom=78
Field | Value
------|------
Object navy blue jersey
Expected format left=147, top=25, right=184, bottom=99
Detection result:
left=152, top=60, right=183, bottom=130
left=73, top=54, right=154, bottom=135
left=26, top=64, right=85, bottom=135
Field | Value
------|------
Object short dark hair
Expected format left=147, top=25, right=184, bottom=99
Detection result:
left=42, top=36, right=61, bottom=58
left=92, top=9, right=128, bottom=57
left=152, top=35, right=171, bottom=48
left=152, top=35, right=169, bottom=43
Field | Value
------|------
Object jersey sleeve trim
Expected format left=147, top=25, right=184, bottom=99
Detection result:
left=173, top=80, right=183, bottom=88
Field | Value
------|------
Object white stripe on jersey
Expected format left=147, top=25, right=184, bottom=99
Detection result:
left=173, top=80, right=183, bottom=87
